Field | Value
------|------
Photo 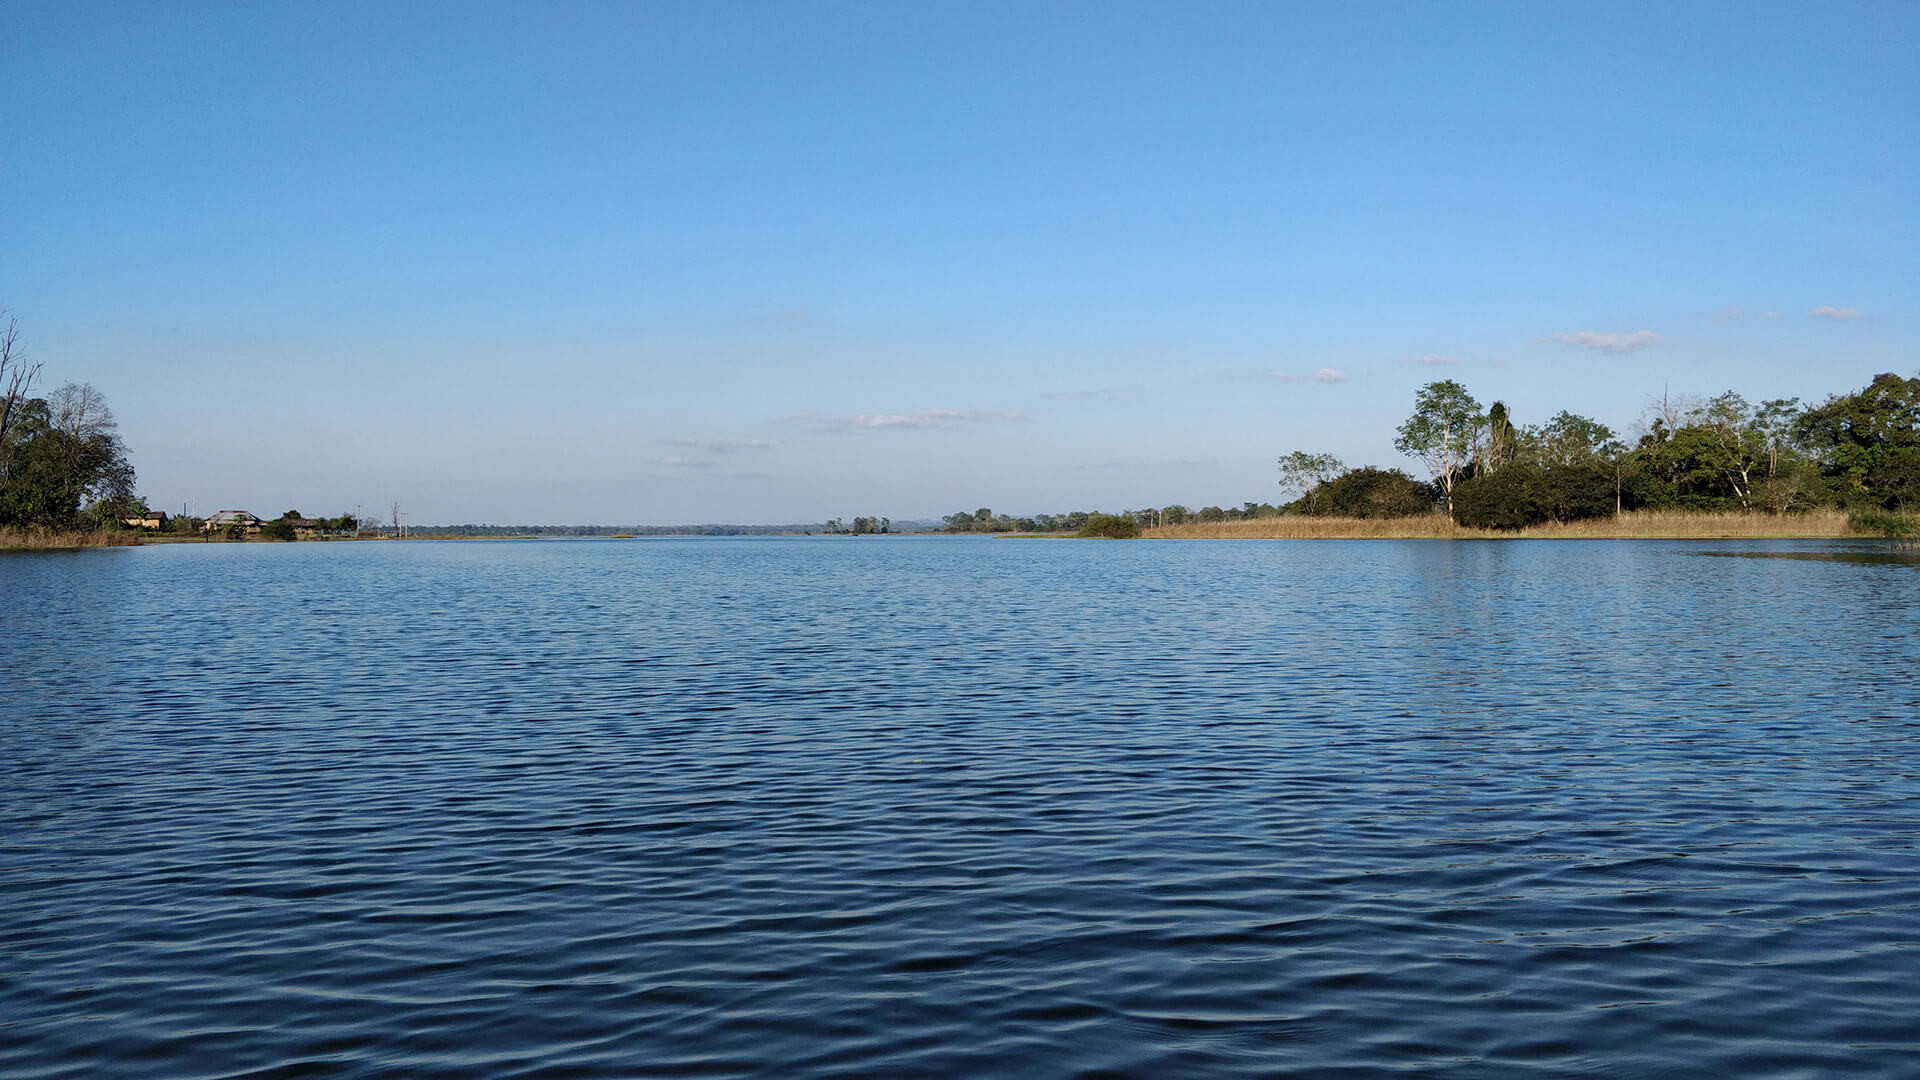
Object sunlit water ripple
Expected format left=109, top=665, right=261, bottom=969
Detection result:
left=3, top=537, right=1917, bottom=1078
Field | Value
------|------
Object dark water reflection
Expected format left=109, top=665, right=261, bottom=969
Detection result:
left=3, top=537, right=1918, bottom=1078
left=1692, top=543, right=1920, bottom=566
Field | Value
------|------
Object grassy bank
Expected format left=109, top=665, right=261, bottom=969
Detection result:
left=0, top=527, right=146, bottom=551
left=1145, top=508, right=1858, bottom=540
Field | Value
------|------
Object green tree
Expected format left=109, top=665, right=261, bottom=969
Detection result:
left=1394, top=380, right=1484, bottom=512
left=260, top=518, right=298, bottom=541
left=1482, top=402, right=1517, bottom=473
left=1751, top=397, right=1804, bottom=477
left=1631, top=424, right=1756, bottom=508
left=1277, top=451, right=1344, bottom=513
left=1795, top=373, right=1920, bottom=508
left=0, top=382, right=136, bottom=528
left=1524, top=411, right=1619, bottom=467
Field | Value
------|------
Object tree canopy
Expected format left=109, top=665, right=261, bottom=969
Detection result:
left=1394, top=380, right=1483, bottom=511
left=0, top=380, right=137, bottom=529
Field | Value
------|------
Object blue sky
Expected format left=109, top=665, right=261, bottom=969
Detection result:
left=6, top=1, right=1915, bottom=523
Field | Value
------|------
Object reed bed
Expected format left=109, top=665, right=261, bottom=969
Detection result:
left=1146, top=508, right=1857, bottom=541
left=0, top=527, right=147, bottom=550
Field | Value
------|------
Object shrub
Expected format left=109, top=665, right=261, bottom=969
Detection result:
left=1451, top=468, right=1547, bottom=530
left=1453, top=463, right=1618, bottom=530
left=1850, top=509, right=1918, bottom=539
left=1076, top=513, right=1140, bottom=538
left=1304, top=467, right=1435, bottom=518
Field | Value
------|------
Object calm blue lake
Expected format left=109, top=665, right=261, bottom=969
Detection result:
left=3, top=536, right=1918, bottom=1078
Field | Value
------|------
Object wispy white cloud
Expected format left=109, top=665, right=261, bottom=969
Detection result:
left=656, top=456, right=718, bottom=468
left=1545, top=330, right=1663, bottom=354
left=1809, top=306, right=1860, bottom=320
left=1759, top=311, right=1781, bottom=319
left=1408, top=353, right=1460, bottom=367
left=790, top=408, right=1026, bottom=431
left=1270, top=367, right=1349, bottom=384
left=660, top=437, right=771, bottom=453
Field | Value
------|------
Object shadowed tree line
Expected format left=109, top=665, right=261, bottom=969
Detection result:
left=1279, top=374, right=1920, bottom=529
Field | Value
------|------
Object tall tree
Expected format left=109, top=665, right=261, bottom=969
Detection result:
left=1482, top=402, right=1517, bottom=474
left=1750, top=398, right=1804, bottom=478
left=1277, top=451, right=1344, bottom=513
left=1525, top=411, right=1618, bottom=467
left=1394, top=380, right=1484, bottom=512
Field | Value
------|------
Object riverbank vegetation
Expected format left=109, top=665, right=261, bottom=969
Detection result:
left=0, top=526, right=146, bottom=551
left=1148, top=509, right=1858, bottom=540
left=1029, top=371, right=1920, bottom=540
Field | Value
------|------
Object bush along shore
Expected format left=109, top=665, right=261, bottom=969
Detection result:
left=1020, top=370, right=1920, bottom=539
left=1143, top=509, right=1880, bottom=541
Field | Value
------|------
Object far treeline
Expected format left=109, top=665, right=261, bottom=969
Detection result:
left=1284, top=374, right=1920, bottom=532
left=943, top=370, right=1920, bottom=536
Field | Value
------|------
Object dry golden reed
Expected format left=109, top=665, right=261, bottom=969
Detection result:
left=1145, top=509, right=1856, bottom=541
left=0, top=527, right=145, bottom=550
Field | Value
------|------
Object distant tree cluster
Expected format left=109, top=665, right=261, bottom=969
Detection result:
left=0, top=312, right=140, bottom=531
left=1274, top=373, right=1920, bottom=529
left=941, top=508, right=1092, bottom=533
left=940, top=503, right=1298, bottom=534
left=822, top=516, right=891, bottom=534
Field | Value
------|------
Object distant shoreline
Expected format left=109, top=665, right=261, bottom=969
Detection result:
left=4, top=509, right=1892, bottom=551
left=1143, top=509, right=1857, bottom=540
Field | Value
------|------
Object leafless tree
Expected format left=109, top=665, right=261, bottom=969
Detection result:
left=0, top=310, right=44, bottom=484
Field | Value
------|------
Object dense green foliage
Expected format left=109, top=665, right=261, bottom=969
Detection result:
left=1796, top=373, right=1920, bottom=508
left=1075, top=513, right=1140, bottom=538
left=1848, top=509, right=1917, bottom=540
left=0, top=381, right=138, bottom=530
left=1393, top=380, right=1482, bottom=511
left=1300, top=467, right=1435, bottom=518
left=1452, top=464, right=1617, bottom=529
left=943, top=508, right=1092, bottom=533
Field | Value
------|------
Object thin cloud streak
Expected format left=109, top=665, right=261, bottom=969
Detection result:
left=660, top=437, right=772, bottom=452
left=1408, top=353, right=1460, bottom=367
left=1545, top=330, right=1663, bottom=354
left=789, top=408, right=1026, bottom=431
left=1270, top=368, right=1349, bottom=384
left=1809, top=306, right=1860, bottom=320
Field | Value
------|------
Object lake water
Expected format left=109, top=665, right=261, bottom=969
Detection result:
left=4, top=536, right=1918, bottom=1078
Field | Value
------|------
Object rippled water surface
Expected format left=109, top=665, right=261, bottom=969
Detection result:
left=4, top=537, right=1918, bottom=1078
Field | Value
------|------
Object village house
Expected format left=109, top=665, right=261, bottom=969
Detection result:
left=203, top=510, right=263, bottom=534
